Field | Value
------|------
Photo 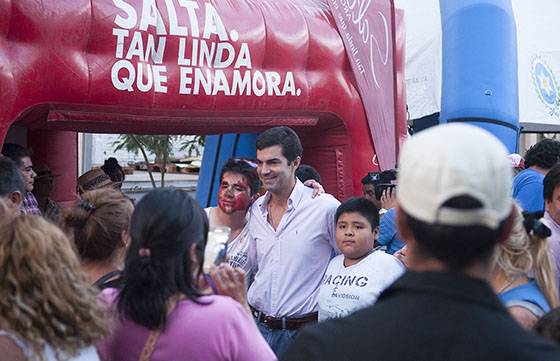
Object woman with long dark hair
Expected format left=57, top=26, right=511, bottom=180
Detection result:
left=98, top=188, right=275, bottom=361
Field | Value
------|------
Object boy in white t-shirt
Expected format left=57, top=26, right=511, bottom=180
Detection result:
left=318, top=197, right=405, bottom=321
left=204, top=158, right=261, bottom=276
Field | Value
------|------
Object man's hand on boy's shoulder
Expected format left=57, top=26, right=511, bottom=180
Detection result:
left=303, top=179, right=324, bottom=198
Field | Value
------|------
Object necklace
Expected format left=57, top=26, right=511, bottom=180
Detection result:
left=267, top=201, right=276, bottom=228
left=267, top=201, right=286, bottom=230
left=497, top=275, right=520, bottom=294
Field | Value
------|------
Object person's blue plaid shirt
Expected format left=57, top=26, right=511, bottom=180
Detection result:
left=22, top=192, right=42, bottom=215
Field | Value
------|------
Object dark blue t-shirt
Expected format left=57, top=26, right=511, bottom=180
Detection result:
left=512, top=168, right=545, bottom=212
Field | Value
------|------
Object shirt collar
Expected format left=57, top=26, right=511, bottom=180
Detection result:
left=258, top=179, right=306, bottom=214
left=380, top=271, right=507, bottom=312
left=544, top=211, right=560, bottom=230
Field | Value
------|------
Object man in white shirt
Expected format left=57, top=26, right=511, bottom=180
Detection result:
left=247, top=126, right=340, bottom=357
left=541, top=164, right=560, bottom=290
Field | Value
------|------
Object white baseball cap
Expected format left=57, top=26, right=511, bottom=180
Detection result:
left=397, top=123, right=513, bottom=230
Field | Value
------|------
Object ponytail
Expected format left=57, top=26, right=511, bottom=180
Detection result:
left=118, top=244, right=180, bottom=329
left=117, top=188, right=208, bottom=330
left=524, top=212, right=559, bottom=308
left=62, top=189, right=132, bottom=263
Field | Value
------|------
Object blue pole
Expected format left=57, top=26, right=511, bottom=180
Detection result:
left=440, top=0, right=519, bottom=152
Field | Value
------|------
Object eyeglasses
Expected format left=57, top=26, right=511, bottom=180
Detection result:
left=233, top=158, right=258, bottom=168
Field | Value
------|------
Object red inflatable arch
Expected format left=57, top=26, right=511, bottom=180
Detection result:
left=0, top=0, right=405, bottom=203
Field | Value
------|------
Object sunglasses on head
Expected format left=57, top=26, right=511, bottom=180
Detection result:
left=233, top=158, right=258, bottom=168
left=366, top=172, right=381, bottom=183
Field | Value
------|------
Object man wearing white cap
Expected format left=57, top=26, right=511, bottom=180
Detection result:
left=283, top=124, right=560, bottom=361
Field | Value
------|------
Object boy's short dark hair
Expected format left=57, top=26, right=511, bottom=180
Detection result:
left=296, top=165, right=322, bottom=184
left=544, top=163, right=560, bottom=201
left=220, top=158, right=260, bottom=196
left=402, top=195, right=508, bottom=271
left=335, top=197, right=380, bottom=230
left=1, top=143, right=33, bottom=167
left=0, top=157, right=25, bottom=197
left=534, top=307, right=560, bottom=344
left=524, top=138, right=560, bottom=169
left=256, top=126, right=303, bottom=163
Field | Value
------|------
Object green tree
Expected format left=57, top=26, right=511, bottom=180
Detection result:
left=142, top=135, right=175, bottom=187
left=113, top=135, right=176, bottom=188
left=180, top=135, right=205, bottom=157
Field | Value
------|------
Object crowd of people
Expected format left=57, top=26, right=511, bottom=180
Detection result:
left=1, top=124, right=560, bottom=360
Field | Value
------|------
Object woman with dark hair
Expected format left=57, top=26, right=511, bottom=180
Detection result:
left=98, top=188, right=276, bottom=361
left=535, top=307, right=560, bottom=344
left=62, top=188, right=133, bottom=290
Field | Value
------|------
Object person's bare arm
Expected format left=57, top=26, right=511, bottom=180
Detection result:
left=304, top=179, right=324, bottom=198
left=508, top=306, right=539, bottom=329
left=394, top=246, right=410, bottom=268
left=0, top=335, right=26, bottom=361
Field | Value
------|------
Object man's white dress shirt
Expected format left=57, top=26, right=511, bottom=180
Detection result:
left=247, top=180, right=340, bottom=317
